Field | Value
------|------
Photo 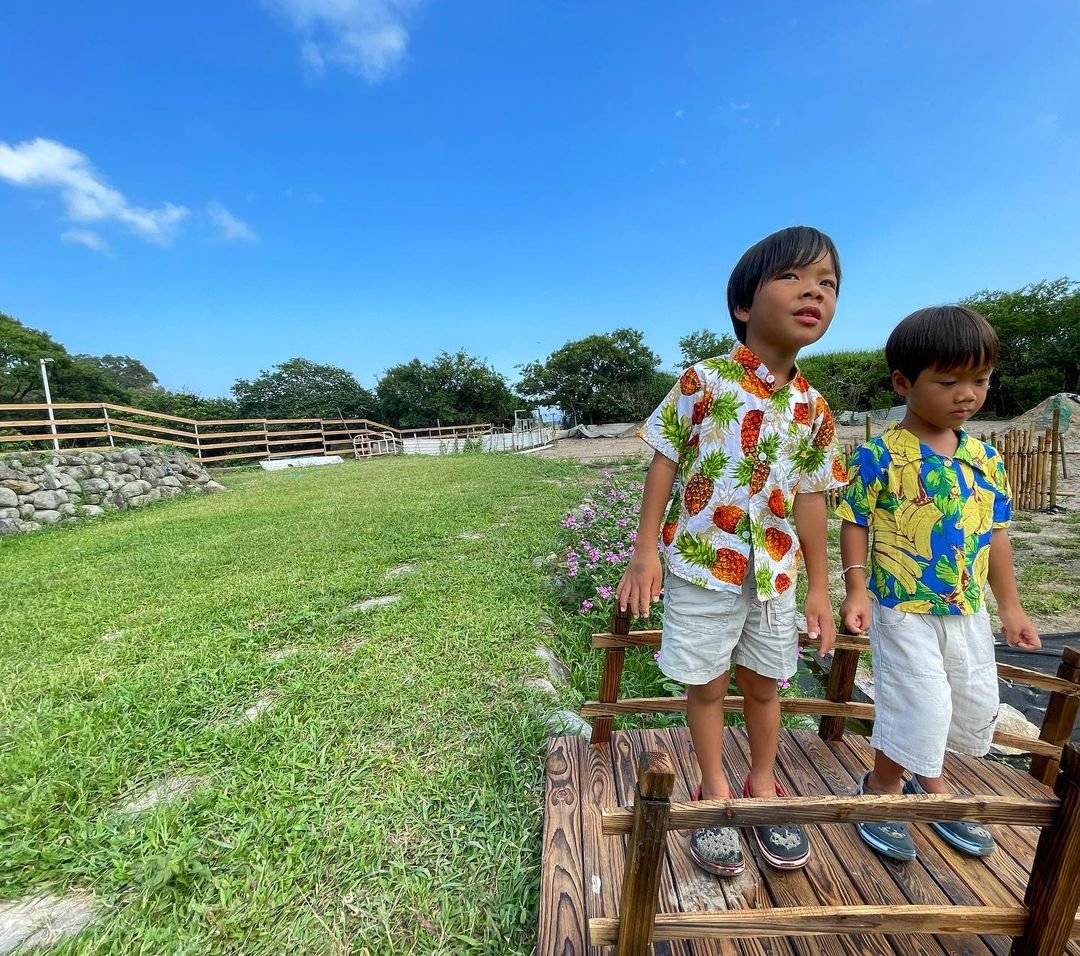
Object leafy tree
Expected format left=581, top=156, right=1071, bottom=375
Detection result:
left=136, top=390, right=238, bottom=421
left=963, top=278, right=1080, bottom=416
left=232, top=357, right=379, bottom=421
left=76, top=353, right=160, bottom=392
left=797, top=349, right=895, bottom=414
left=376, top=350, right=519, bottom=428
left=517, top=328, right=662, bottom=424
left=0, top=312, right=124, bottom=403
left=678, top=329, right=735, bottom=367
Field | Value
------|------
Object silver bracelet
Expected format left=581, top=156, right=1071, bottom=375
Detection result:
left=841, top=564, right=866, bottom=576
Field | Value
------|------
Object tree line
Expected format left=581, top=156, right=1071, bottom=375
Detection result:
left=2, top=278, right=1076, bottom=427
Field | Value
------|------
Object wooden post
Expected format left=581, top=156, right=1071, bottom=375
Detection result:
left=193, top=421, right=202, bottom=461
left=864, top=416, right=871, bottom=442
left=613, top=751, right=674, bottom=956
left=592, top=606, right=630, bottom=747
left=1029, top=647, right=1080, bottom=785
left=262, top=420, right=271, bottom=462
left=819, top=640, right=861, bottom=741
left=1049, top=404, right=1061, bottom=507
left=102, top=404, right=115, bottom=448
left=1013, top=743, right=1080, bottom=955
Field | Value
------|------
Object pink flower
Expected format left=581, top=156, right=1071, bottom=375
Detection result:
left=653, top=651, right=662, bottom=662
left=597, top=584, right=613, bottom=600
left=580, top=599, right=594, bottom=613
left=777, top=678, right=790, bottom=690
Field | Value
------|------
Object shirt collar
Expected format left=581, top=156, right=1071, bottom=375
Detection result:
left=729, top=344, right=801, bottom=394
left=883, top=425, right=990, bottom=472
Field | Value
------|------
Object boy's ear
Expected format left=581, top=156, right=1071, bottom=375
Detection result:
left=891, top=369, right=912, bottom=397
left=734, top=305, right=751, bottom=324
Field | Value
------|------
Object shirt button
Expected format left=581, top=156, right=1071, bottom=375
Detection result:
left=944, top=458, right=952, bottom=466
left=766, top=374, right=775, bottom=384
left=758, top=453, right=767, bottom=462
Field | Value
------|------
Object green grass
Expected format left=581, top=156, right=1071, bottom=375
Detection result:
left=0, top=454, right=588, bottom=954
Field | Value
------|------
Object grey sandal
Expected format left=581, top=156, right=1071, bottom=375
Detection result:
left=687, top=786, right=745, bottom=877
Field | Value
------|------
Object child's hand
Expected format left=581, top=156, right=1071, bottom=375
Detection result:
left=617, top=551, right=663, bottom=619
left=999, top=605, right=1041, bottom=650
left=841, top=593, right=872, bottom=635
left=805, top=587, right=837, bottom=656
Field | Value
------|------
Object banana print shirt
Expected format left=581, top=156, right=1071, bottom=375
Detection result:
left=640, top=344, right=846, bottom=600
left=836, top=426, right=1012, bottom=615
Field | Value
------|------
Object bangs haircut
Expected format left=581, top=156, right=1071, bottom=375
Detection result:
left=885, top=306, right=999, bottom=382
left=726, top=225, right=841, bottom=343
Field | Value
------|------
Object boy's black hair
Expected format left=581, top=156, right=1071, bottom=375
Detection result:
left=726, top=225, right=841, bottom=344
left=885, top=306, right=1000, bottom=383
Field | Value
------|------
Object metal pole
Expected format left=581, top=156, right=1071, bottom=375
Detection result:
left=39, top=358, right=59, bottom=451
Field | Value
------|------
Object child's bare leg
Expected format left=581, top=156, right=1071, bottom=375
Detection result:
left=736, top=665, right=780, bottom=796
left=687, top=673, right=731, bottom=799
left=914, top=774, right=946, bottom=794
left=866, top=749, right=905, bottom=794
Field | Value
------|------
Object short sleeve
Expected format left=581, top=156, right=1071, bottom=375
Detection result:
left=835, top=443, right=884, bottom=527
left=639, top=369, right=698, bottom=463
left=989, top=450, right=1013, bottom=529
left=797, top=394, right=848, bottom=494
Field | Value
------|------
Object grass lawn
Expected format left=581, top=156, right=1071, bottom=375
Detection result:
left=0, top=454, right=588, bottom=954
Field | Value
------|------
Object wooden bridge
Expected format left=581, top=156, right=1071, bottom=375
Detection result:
left=538, top=611, right=1080, bottom=955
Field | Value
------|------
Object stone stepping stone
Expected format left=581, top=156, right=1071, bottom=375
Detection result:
left=118, top=775, right=203, bottom=815
left=457, top=532, right=485, bottom=540
left=99, top=630, right=124, bottom=643
left=240, top=696, right=276, bottom=722
left=350, top=595, right=401, bottom=612
left=384, top=563, right=415, bottom=579
left=534, top=645, right=571, bottom=684
left=265, top=646, right=299, bottom=662
left=0, top=891, right=97, bottom=954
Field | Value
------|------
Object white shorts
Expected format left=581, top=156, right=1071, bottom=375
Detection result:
left=657, top=566, right=798, bottom=686
left=869, top=596, right=999, bottom=778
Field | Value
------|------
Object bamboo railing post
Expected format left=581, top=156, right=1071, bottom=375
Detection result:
left=319, top=419, right=328, bottom=457
left=1049, top=404, right=1061, bottom=507
left=592, top=606, right=630, bottom=747
left=1013, top=743, right=1080, bottom=955
left=819, top=637, right=861, bottom=742
left=612, top=751, right=674, bottom=956
left=864, top=416, right=871, bottom=442
left=1029, top=647, right=1080, bottom=785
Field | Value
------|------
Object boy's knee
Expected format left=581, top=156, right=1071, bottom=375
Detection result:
left=688, top=673, right=729, bottom=704
left=737, top=666, right=779, bottom=704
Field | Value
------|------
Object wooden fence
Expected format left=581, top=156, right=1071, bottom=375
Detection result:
left=0, top=402, right=550, bottom=465
left=824, top=409, right=1067, bottom=512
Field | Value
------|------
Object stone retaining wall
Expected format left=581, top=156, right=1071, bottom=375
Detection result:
left=0, top=448, right=224, bottom=536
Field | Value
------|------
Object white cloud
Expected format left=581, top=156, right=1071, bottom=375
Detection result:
left=728, top=101, right=751, bottom=111
left=674, top=108, right=685, bottom=119
left=267, top=0, right=420, bottom=81
left=207, top=202, right=259, bottom=242
left=61, top=229, right=111, bottom=254
left=0, top=138, right=188, bottom=245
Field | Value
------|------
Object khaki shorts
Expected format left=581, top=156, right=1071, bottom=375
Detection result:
left=657, top=566, right=798, bottom=686
left=869, top=596, right=999, bottom=778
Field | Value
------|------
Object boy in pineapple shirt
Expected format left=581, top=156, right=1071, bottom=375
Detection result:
left=618, top=226, right=847, bottom=875
left=838, top=306, right=1040, bottom=861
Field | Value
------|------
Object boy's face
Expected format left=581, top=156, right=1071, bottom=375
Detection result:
left=735, top=252, right=838, bottom=354
left=893, top=363, right=992, bottom=431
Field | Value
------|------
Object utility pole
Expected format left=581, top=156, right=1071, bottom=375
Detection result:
left=39, top=358, right=59, bottom=451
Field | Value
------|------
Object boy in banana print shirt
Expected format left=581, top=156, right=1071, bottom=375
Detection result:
left=837, top=305, right=1040, bottom=862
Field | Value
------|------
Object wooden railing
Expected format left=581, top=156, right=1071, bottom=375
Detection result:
left=0, top=402, right=534, bottom=464
left=582, top=608, right=1080, bottom=955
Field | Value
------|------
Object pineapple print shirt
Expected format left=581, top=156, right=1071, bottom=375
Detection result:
left=835, top=426, right=1012, bottom=615
left=640, top=345, right=846, bottom=600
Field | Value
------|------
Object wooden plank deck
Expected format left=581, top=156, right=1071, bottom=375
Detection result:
left=538, top=726, right=1079, bottom=955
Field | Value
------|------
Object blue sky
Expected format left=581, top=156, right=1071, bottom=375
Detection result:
left=1, top=1, right=1078, bottom=398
